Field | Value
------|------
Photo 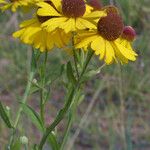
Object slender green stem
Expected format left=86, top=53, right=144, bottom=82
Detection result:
left=8, top=51, right=36, bottom=148
left=60, top=91, right=80, bottom=150
left=8, top=72, right=34, bottom=148
left=72, top=48, right=79, bottom=79
left=40, top=51, right=48, bottom=124
left=60, top=116, right=73, bottom=150
left=38, top=50, right=94, bottom=150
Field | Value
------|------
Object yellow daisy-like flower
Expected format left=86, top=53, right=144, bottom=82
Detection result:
left=0, top=0, right=34, bottom=12
left=75, top=9, right=138, bottom=64
left=37, top=0, right=106, bottom=33
left=13, top=16, right=71, bottom=52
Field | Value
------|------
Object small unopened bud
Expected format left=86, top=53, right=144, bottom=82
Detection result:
left=6, top=106, right=10, bottom=111
left=20, top=136, right=28, bottom=145
left=122, top=26, right=136, bottom=41
left=102, top=5, right=119, bottom=15
left=32, top=78, right=37, bottom=84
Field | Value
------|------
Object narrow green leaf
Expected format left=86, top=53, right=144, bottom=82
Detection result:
left=0, top=101, right=12, bottom=128
left=48, top=133, right=60, bottom=150
left=21, top=103, right=44, bottom=131
left=67, top=62, right=76, bottom=85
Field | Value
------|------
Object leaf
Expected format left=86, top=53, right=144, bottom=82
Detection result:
left=46, top=64, right=65, bottom=84
left=0, top=101, right=13, bottom=128
left=21, top=103, right=44, bottom=131
left=81, top=67, right=103, bottom=83
left=48, top=133, right=60, bottom=150
left=10, top=139, right=21, bottom=150
left=67, top=62, right=76, bottom=85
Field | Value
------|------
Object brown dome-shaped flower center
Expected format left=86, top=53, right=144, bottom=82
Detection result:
left=62, top=0, right=86, bottom=18
left=97, top=13, right=124, bottom=41
left=122, top=26, right=136, bottom=41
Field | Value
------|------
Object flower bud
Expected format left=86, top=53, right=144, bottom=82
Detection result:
left=122, top=26, right=136, bottom=41
left=20, top=136, right=28, bottom=145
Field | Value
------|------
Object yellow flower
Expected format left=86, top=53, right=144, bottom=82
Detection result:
left=37, top=0, right=106, bottom=33
left=0, top=0, right=44, bottom=12
left=0, top=0, right=34, bottom=12
left=75, top=9, right=138, bottom=64
left=13, top=17, right=71, bottom=52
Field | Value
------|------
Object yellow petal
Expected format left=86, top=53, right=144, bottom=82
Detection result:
left=42, top=17, right=67, bottom=32
left=84, top=10, right=107, bottom=18
left=91, top=36, right=105, bottom=60
left=114, top=41, right=136, bottom=61
left=50, top=0, right=61, bottom=12
left=76, top=18, right=97, bottom=30
left=104, top=41, right=115, bottom=64
left=37, top=2, right=61, bottom=16
left=76, top=35, right=98, bottom=48
left=60, top=18, right=76, bottom=33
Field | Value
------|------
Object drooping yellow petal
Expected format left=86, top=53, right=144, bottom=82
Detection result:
left=20, top=18, right=36, bottom=28
left=37, top=2, right=61, bottom=16
left=76, top=35, right=98, bottom=49
left=60, top=18, right=76, bottom=33
left=114, top=41, right=137, bottom=61
left=91, top=36, right=105, bottom=60
left=41, top=17, right=67, bottom=32
left=84, top=10, right=107, bottom=18
left=76, top=18, right=97, bottom=30
left=111, top=43, right=129, bottom=64
left=104, top=41, right=115, bottom=64
left=50, top=0, right=61, bottom=12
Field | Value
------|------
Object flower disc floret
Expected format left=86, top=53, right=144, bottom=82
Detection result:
left=97, top=13, right=124, bottom=41
left=62, top=0, right=86, bottom=18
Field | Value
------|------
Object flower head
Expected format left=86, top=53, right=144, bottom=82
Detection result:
left=97, top=13, right=124, bottom=41
left=75, top=6, right=137, bottom=64
left=0, top=0, right=42, bottom=12
left=13, top=16, right=71, bottom=52
left=37, top=0, right=106, bottom=33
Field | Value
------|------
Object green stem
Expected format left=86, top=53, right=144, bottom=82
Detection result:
left=38, top=50, right=94, bottom=150
left=8, top=72, right=34, bottom=148
left=72, top=47, right=79, bottom=79
left=40, top=51, right=48, bottom=124
left=60, top=115, right=73, bottom=150
left=60, top=91, right=80, bottom=150
left=8, top=51, right=36, bottom=148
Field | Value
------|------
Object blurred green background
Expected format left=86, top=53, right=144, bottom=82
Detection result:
left=0, top=0, right=150, bottom=149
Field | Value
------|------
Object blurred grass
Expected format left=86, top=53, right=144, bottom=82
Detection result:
left=0, top=0, right=150, bottom=149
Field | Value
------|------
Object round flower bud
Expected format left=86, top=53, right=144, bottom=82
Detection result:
left=122, top=26, right=136, bottom=41
left=97, top=13, right=124, bottom=41
left=88, top=0, right=102, bottom=10
left=102, top=5, right=119, bottom=15
left=62, top=0, right=86, bottom=18
left=20, top=136, right=28, bottom=145
left=6, top=106, right=10, bottom=111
